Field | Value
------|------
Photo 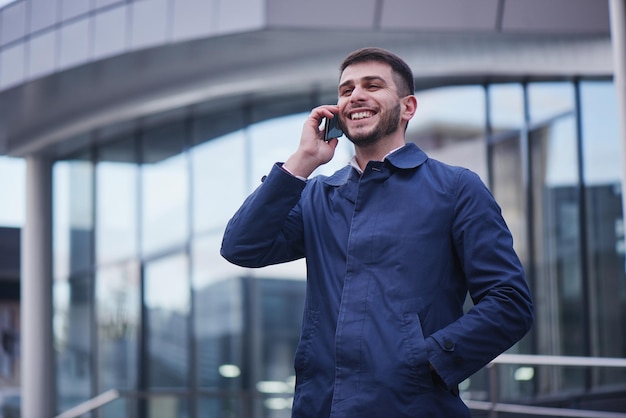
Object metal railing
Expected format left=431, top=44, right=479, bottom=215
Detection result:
left=54, top=354, right=626, bottom=418
left=55, top=390, right=121, bottom=418
left=465, top=354, right=626, bottom=418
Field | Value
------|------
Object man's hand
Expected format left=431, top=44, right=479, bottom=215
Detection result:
left=283, top=105, right=341, bottom=179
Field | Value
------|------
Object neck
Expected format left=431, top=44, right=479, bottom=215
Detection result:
left=353, top=137, right=406, bottom=171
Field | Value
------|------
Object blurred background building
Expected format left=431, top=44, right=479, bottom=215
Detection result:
left=0, top=0, right=625, bottom=417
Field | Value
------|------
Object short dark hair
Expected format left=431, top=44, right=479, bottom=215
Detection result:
left=340, top=47, right=414, bottom=97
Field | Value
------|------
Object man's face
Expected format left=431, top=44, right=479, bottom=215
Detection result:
left=337, top=61, right=403, bottom=147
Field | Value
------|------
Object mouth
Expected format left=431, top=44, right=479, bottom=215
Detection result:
left=348, top=110, right=375, bottom=121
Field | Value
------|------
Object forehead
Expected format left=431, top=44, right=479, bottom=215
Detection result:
left=339, top=61, right=395, bottom=85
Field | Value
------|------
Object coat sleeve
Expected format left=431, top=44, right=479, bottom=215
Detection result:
left=425, top=169, right=534, bottom=388
left=220, top=163, right=307, bottom=268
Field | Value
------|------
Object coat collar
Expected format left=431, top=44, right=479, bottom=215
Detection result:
left=323, top=143, right=428, bottom=186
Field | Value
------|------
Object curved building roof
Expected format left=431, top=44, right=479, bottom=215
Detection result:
left=0, top=0, right=613, bottom=157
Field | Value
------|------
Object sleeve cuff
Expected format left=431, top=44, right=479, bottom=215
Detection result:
left=279, top=163, right=308, bottom=182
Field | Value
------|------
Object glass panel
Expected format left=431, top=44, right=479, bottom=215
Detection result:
left=96, top=136, right=138, bottom=264
left=0, top=156, right=25, bottom=227
left=490, top=83, right=525, bottom=131
left=191, top=129, right=246, bottom=235
left=0, top=2, right=26, bottom=45
left=0, top=1, right=19, bottom=10
left=53, top=155, right=94, bottom=280
left=28, top=30, right=56, bottom=78
left=488, top=84, right=527, bottom=268
left=130, top=0, right=168, bottom=49
left=96, top=262, right=140, bottom=395
left=580, top=81, right=626, bottom=387
left=0, top=43, right=25, bottom=88
left=478, top=84, right=528, bottom=403
left=93, top=5, right=127, bottom=59
left=407, top=85, right=487, bottom=181
left=141, top=121, right=188, bottom=256
left=145, top=253, right=190, bottom=417
left=192, top=234, right=245, bottom=416
left=30, top=0, right=58, bottom=33
left=528, top=82, right=576, bottom=124
left=58, top=18, right=90, bottom=70
left=247, top=112, right=353, bottom=192
left=527, top=83, right=584, bottom=395
left=532, top=117, right=585, bottom=393
left=255, top=278, right=305, bottom=417
left=60, top=0, right=90, bottom=20
left=54, top=276, right=93, bottom=413
left=95, top=0, right=120, bottom=8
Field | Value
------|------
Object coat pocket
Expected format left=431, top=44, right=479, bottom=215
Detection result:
left=293, top=308, right=320, bottom=380
left=401, top=312, right=435, bottom=393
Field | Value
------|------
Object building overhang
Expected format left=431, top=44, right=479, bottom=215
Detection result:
left=0, top=8, right=613, bottom=157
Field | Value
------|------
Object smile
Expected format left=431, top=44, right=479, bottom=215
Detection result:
left=350, top=111, right=374, bottom=120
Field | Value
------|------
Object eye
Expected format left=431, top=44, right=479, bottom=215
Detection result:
left=340, top=88, right=353, bottom=96
left=368, top=84, right=380, bottom=90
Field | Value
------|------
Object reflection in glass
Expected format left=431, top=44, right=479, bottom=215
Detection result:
left=490, top=83, right=525, bottom=131
left=247, top=113, right=353, bottom=192
left=193, top=235, right=244, bottom=416
left=141, top=122, right=188, bottom=256
left=256, top=278, right=305, bottom=417
left=192, top=131, right=247, bottom=235
left=54, top=276, right=92, bottom=413
left=408, top=85, right=487, bottom=181
left=484, top=84, right=528, bottom=402
left=528, top=82, right=575, bottom=125
left=488, top=84, right=527, bottom=263
left=96, top=136, right=138, bottom=264
left=53, top=156, right=94, bottom=280
left=0, top=156, right=25, bottom=227
left=530, top=109, right=584, bottom=392
left=96, top=262, right=140, bottom=418
left=580, top=81, right=626, bottom=386
left=145, top=253, right=190, bottom=416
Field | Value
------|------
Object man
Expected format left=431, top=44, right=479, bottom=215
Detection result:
left=221, top=47, right=534, bottom=417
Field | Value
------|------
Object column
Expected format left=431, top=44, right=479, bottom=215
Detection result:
left=610, top=0, right=626, bottom=219
left=21, top=156, right=55, bottom=418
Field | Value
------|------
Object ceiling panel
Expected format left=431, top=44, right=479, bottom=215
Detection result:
left=502, top=0, right=610, bottom=33
left=267, top=0, right=378, bottom=29
left=380, top=0, right=500, bottom=31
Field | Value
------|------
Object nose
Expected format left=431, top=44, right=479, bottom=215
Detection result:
left=350, top=85, right=368, bottom=102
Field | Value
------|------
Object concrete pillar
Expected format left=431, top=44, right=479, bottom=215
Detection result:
left=609, top=0, right=626, bottom=219
left=21, top=156, right=55, bottom=418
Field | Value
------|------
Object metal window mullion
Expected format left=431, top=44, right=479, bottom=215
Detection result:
left=574, top=78, right=594, bottom=389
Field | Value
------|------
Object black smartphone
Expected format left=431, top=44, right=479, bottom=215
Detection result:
left=324, top=115, right=344, bottom=141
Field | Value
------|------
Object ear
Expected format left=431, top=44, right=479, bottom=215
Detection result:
left=401, top=95, right=418, bottom=122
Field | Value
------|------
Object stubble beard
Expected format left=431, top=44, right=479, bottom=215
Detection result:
left=344, top=102, right=402, bottom=148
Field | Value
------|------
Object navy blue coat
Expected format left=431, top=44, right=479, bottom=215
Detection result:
left=221, top=143, right=534, bottom=417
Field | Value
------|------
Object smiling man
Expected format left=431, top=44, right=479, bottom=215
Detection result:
left=221, top=47, right=534, bottom=417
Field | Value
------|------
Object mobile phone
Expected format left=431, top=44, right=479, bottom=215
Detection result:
left=324, top=115, right=343, bottom=141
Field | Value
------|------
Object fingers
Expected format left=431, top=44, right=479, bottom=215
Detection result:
left=306, top=105, right=340, bottom=127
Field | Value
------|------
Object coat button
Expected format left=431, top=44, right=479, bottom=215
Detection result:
left=443, top=339, right=454, bottom=351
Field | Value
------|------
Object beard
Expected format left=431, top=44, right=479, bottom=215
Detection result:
left=343, top=102, right=402, bottom=147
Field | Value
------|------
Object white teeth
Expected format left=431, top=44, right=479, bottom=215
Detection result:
left=351, top=111, right=373, bottom=120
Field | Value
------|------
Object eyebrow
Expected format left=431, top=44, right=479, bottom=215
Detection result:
left=338, top=75, right=388, bottom=91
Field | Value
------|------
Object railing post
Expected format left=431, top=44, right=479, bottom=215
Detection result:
left=488, top=362, right=499, bottom=418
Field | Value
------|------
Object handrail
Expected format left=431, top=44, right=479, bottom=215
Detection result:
left=472, top=353, right=626, bottom=418
left=465, top=400, right=626, bottom=418
left=493, top=353, right=626, bottom=368
left=54, top=389, right=120, bottom=418
left=53, top=354, right=626, bottom=418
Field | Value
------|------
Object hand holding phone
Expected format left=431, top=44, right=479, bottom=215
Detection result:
left=324, top=115, right=343, bottom=142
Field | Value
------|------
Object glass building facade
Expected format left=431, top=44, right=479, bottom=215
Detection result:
left=48, top=79, right=626, bottom=417
left=2, top=0, right=624, bottom=416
